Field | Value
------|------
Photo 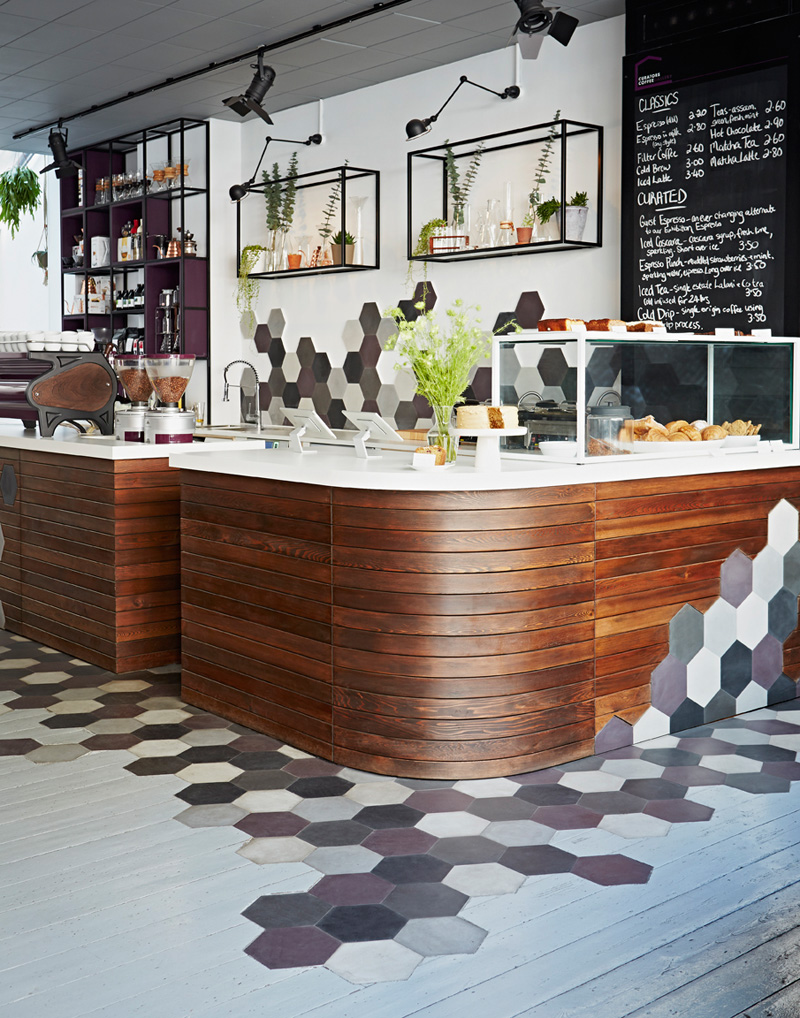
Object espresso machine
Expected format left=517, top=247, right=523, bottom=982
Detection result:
left=143, top=354, right=196, bottom=444
left=155, top=289, right=180, bottom=353
left=114, top=355, right=153, bottom=442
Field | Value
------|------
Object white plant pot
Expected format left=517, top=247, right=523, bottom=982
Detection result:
left=565, top=206, right=588, bottom=242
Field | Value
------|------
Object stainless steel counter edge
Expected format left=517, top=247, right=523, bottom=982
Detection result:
left=168, top=441, right=800, bottom=491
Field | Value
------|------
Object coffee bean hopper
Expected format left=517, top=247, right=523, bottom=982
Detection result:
left=143, top=354, right=196, bottom=444
left=114, top=355, right=153, bottom=442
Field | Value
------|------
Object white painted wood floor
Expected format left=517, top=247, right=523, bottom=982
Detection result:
left=2, top=704, right=800, bottom=1018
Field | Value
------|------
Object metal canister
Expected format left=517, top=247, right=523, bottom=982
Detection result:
left=144, top=407, right=195, bottom=445
left=114, top=407, right=147, bottom=443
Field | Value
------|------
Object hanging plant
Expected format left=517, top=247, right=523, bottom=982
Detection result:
left=236, top=244, right=266, bottom=329
left=0, top=165, right=41, bottom=238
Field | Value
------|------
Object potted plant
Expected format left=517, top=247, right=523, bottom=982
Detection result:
left=263, top=151, right=298, bottom=271
left=330, top=229, right=355, bottom=265
left=236, top=244, right=266, bottom=328
left=537, top=190, right=590, bottom=242
left=383, top=298, right=519, bottom=462
left=444, top=141, right=483, bottom=246
left=0, top=164, right=41, bottom=239
left=527, top=111, right=560, bottom=242
left=516, top=208, right=536, bottom=245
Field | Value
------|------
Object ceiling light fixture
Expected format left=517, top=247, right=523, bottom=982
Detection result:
left=229, top=133, right=322, bottom=203
left=512, top=0, right=579, bottom=59
left=40, top=125, right=80, bottom=178
left=405, top=75, right=520, bottom=141
left=223, top=49, right=277, bottom=125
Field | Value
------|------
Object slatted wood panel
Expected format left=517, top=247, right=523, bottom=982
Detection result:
left=594, top=467, right=800, bottom=734
left=0, top=450, right=180, bottom=672
left=329, top=486, right=597, bottom=778
left=0, top=450, right=21, bottom=629
left=179, top=469, right=334, bottom=760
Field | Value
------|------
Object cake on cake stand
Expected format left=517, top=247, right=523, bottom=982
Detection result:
left=454, top=427, right=527, bottom=470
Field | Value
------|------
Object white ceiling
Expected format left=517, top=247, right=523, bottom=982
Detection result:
left=0, top=0, right=624, bottom=153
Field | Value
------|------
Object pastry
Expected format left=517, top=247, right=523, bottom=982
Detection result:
left=644, top=428, right=669, bottom=442
left=701, top=425, right=726, bottom=441
left=666, top=420, right=690, bottom=434
left=537, top=318, right=586, bottom=332
left=586, top=319, right=626, bottom=331
left=680, top=425, right=702, bottom=442
left=634, top=415, right=667, bottom=437
left=455, top=405, right=519, bottom=429
left=691, top=419, right=709, bottom=432
left=626, top=320, right=665, bottom=332
left=668, top=432, right=690, bottom=441
left=414, top=444, right=446, bottom=465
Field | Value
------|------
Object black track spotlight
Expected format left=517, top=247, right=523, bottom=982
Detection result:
left=405, top=75, right=520, bottom=141
left=40, top=126, right=80, bottom=178
left=229, top=133, right=322, bottom=204
left=223, top=49, right=276, bottom=126
left=512, top=1, right=579, bottom=59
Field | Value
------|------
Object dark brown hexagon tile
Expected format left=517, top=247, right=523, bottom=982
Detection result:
left=235, top=811, right=309, bottom=838
left=571, top=854, right=653, bottom=886
left=245, top=926, right=339, bottom=968
left=310, top=873, right=393, bottom=906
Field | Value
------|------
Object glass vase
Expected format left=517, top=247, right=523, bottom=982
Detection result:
left=448, top=203, right=470, bottom=251
left=427, top=404, right=457, bottom=463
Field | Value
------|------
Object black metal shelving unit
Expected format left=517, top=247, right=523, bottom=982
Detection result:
left=407, top=118, right=603, bottom=263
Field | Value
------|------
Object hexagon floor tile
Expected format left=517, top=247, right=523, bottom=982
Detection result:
left=1, top=632, right=800, bottom=987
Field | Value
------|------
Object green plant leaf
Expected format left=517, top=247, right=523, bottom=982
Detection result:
left=0, top=165, right=41, bottom=239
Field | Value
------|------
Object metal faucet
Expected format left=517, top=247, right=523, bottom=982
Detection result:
left=222, top=359, right=260, bottom=426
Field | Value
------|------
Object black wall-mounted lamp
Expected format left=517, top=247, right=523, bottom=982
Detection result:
left=405, top=75, right=520, bottom=141
left=512, top=0, right=579, bottom=59
left=229, top=133, right=322, bottom=203
left=40, top=125, right=80, bottom=178
left=223, top=49, right=277, bottom=126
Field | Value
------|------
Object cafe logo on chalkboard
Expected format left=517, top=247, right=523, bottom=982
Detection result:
left=634, top=55, right=672, bottom=91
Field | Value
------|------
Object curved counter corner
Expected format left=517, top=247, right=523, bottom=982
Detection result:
left=176, top=445, right=800, bottom=779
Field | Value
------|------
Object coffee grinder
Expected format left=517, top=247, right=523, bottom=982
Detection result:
left=155, top=288, right=180, bottom=353
left=143, top=354, right=196, bottom=444
left=114, top=355, right=153, bottom=442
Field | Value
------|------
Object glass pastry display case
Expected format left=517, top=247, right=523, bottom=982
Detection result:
left=492, top=329, right=799, bottom=462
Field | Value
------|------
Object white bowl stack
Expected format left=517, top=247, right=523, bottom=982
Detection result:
left=0, top=331, right=95, bottom=353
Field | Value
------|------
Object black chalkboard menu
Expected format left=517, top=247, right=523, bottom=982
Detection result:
left=622, top=22, right=800, bottom=334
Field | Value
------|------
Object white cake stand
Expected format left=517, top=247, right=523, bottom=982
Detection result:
left=455, top=427, right=527, bottom=470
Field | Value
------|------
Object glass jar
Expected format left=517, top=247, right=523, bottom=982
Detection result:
left=586, top=404, right=634, bottom=456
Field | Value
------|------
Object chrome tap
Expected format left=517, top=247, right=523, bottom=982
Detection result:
left=222, top=359, right=260, bottom=426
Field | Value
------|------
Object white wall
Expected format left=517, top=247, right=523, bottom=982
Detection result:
left=0, top=152, right=60, bottom=331
left=208, top=15, right=624, bottom=422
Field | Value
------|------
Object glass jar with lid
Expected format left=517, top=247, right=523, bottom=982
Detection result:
left=586, top=404, right=634, bottom=456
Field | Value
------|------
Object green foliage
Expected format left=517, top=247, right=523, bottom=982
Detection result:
left=236, top=244, right=265, bottom=328
left=263, top=152, right=299, bottom=232
left=444, top=141, right=484, bottom=216
left=569, top=190, right=588, bottom=207
left=331, top=229, right=354, bottom=246
left=0, top=165, right=41, bottom=239
left=529, top=111, right=561, bottom=208
left=319, top=161, right=349, bottom=241
left=521, top=207, right=536, bottom=228
left=412, top=218, right=446, bottom=258
left=382, top=299, right=519, bottom=409
left=536, top=196, right=561, bottom=224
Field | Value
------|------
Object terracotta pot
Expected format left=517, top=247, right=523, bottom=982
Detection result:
left=516, top=227, right=533, bottom=244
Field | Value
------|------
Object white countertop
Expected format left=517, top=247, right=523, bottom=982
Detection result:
left=171, top=438, right=800, bottom=491
left=0, top=424, right=251, bottom=460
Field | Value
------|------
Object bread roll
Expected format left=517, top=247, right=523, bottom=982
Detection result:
left=701, top=425, right=726, bottom=441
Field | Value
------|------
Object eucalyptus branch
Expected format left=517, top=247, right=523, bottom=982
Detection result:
left=280, top=152, right=298, bottom=231
left=444, top=141, right=484, bottom=210
left=529, top=110, right=561, bottom=208
left=263, top=163, right=282, bottom=231
left=319, top=160, right=349, bottom=241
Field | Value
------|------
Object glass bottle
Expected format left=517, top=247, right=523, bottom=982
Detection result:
left=484, top=198, right=500, bottom=248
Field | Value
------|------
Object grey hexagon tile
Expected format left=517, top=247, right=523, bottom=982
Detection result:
left=720, top=550, right=753, bottom=608
left=416, top=811, right=490, bottom=838
left=768, top=587, right=798, bottom=641
left=237, top=837, right=315, bottom=864
left=598, top=813, right=671, bottom=839
left=376, top=317, right=398, bottom=348
left=396, top=916, right=486, bottom=957
left=703, top=598, right=737, bottom=656
left=767, top=500, right=799, bottom=555
left=293, top=796, right=361, bottom=822
left=175, top=803, right=247, bottom=827
left=783, top=543, right=800, bottom=595
left=736, top=593, right=769, bottom=650
left=482, top=820, right=554, bottom=847
left=752, top=545, right=784, bottom=601
left=443, top=862, right=526, bottom=896
left=325, top=939, right=422, bottom=984
left=267, top=308, right=286, bottom=337
left=306, top=845, right=383, bottom=875
left=297, top=336, right=315, bottom=369
left=669, top=606, right=705, bottom=663
left=0, top=463, right=17, bottom=506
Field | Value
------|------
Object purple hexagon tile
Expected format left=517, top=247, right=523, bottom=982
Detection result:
left=651, top=654, right=689, bottom=715
left=720, top=549, right=754, bottom=608
left=751, top=633, right=784, bottom=689
left=245, top=926, right=339, bottom=968
left=571, top=854, right=652, bottom=885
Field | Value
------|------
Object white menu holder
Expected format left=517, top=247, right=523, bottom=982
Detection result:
left=455, top=427, right=527, bottom=471
left=343, top=410, right=403, bottom=460
left=284, top=408, right=336, bottom=454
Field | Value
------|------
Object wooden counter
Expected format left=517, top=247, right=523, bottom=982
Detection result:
left=178, top=448, right=800, bottom=778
